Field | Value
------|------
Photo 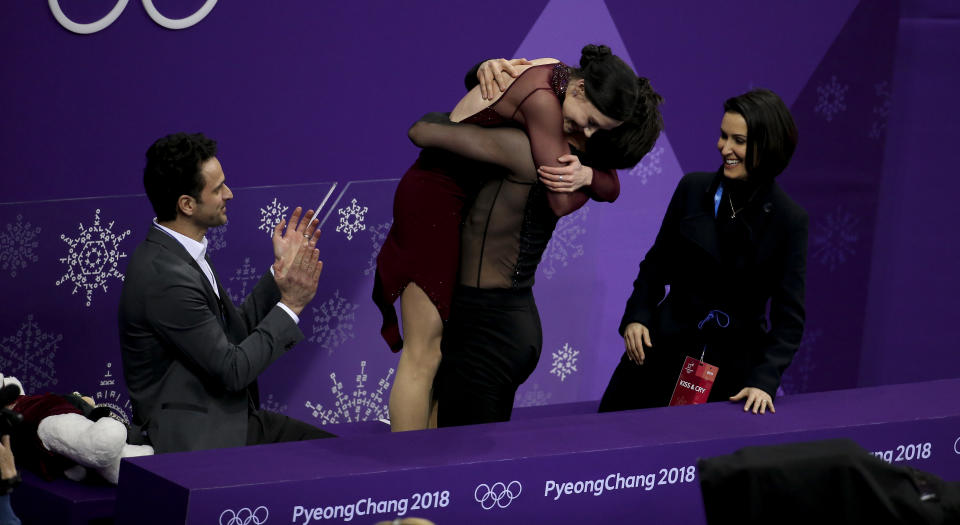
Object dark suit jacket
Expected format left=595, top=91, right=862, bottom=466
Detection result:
left=619, top=171, right=808, bottom=398
left=119, top=226, right=302, bottom=453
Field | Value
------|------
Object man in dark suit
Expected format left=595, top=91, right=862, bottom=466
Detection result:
left=119, top=132, right=332, bottom=453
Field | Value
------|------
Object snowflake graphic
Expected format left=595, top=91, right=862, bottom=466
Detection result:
left=258, top=198, right=289, bottom=236
left=55, top=209, right=131, bottom=307
left=227, top=257, right=259, bottom=303
left=94, top=361, right=133, bottom=424
left=335, top=198, right=368, bottom=241
left=262, top=393, right=288, bottom=414
left=812, top=206, right=860, bottom=271
left=206, top=224, right=228, bottom=254
left=626, top=145, right=664, bottom=185
left=549, top=343, right=579, bottom=382
left=305, top=361, right=395, bottom=424
left=515, top=382, right=553, bottom=407
left=540, top=206, right=589, bottom=280
left=778, top=328, right=821, bottom=396
left=0, top=314, right=62, bottom=391
left=0, top=214, right=41, bottom=278
left=814, top=75, right=848, bottom=122
left=869, top=80, right=892, bottom=139
left=363, top=220, right=393, bottom=276
left=309, top=290, right=360, bottom=354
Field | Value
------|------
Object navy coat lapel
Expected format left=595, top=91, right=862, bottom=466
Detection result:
left=677, top=182, right=723, bottom=263
left=676, top=174, right=780, bottom=268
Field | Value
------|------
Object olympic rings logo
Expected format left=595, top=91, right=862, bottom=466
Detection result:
left=954, top=436, right=960, bottom=455
left=219, top=506, right=269, bottom=525
left=49, top=0, right=218, bottom=35
left=474, top=481, right=522, bottom=510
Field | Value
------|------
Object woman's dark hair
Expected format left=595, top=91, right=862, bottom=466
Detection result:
left=573, top=44, right=638, bottom=122
left=723, top=88, right=798, bottom=180
left=143, top=132, right=217, bottom=222
left=570, top=44, right=664, bottom=170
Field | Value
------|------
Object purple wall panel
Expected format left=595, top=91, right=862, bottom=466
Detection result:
left=0, top=1, right=549, bottom=202
left=0, top=198, right=147, bottom=408
left=775, top=0, right=899, bottom=393
left=605, top=0, right=859, bottom=175
left=1, top=0, right=939, bottom=430
left=901, top=0, right=960, bottom=17
left=860, top=3, right=960, bottom=386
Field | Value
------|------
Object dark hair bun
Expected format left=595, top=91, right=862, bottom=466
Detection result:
left=580, top=44, right=613, bottom=69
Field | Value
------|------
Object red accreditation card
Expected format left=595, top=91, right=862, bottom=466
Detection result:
left=669, top=356, right=719, bottom=406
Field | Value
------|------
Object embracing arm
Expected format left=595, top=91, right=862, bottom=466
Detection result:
left=456, top=59, right=620, bottom=209
left=409, top=113, right=535, bottom=176
left=746, top=210, right=809, bottom=398
left=517, top=90, right=619, bottom=216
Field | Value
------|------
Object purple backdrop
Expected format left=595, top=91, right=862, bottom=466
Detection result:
left=859, top=1, right=960, bottom=386
left=0, top=0, right=953, bottom=429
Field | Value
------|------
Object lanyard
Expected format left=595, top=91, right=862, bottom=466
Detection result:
left=697, top=309, right=730, bottom=362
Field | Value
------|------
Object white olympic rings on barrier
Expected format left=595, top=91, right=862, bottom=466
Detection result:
left=142, top=0, right=218, bottom=29
left=474, top=480, right=522, bottom=509
left=48, top=0, right=218, bottom=34
left=219, top=506, right=269, bottom=525
left=48, top=0, right=128, bottom=34
left=954, top=436, right=960, bottom=455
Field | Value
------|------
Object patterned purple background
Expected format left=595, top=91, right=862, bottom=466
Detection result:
left=0, top=0, right=955, bottom=428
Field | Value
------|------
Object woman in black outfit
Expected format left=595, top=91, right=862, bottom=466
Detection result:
left=599, top=88, right=807, bottom=415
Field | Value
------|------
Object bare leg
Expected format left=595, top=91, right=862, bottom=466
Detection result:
left=389, top=283, right=443, bottom=431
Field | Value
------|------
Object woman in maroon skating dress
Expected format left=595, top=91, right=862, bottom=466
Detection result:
left=376, top=45, right=662, bottom=431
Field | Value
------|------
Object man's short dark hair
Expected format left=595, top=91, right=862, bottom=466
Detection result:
left=583, top=79, right=664, bottom=171
left=571, top=45, right=665, bottom=171
left=723, top=89, right=798, bottom=180
left=144, top=132, right=218, bottom=222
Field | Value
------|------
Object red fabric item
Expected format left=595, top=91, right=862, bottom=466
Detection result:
left=10, top=394, right=83, bottom=481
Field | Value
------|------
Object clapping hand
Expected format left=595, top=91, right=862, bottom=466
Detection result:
left=274, top=242, right=323, bottom=316
left=272, top=206, right=319, bottom=265
left=272, top=207, right=323, bottom=316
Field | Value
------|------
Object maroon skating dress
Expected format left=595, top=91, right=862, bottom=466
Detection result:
left=373, top=63, right=620, bottom=351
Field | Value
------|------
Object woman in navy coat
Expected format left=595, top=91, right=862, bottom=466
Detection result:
left=599, top=89, right=807, bottom=415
